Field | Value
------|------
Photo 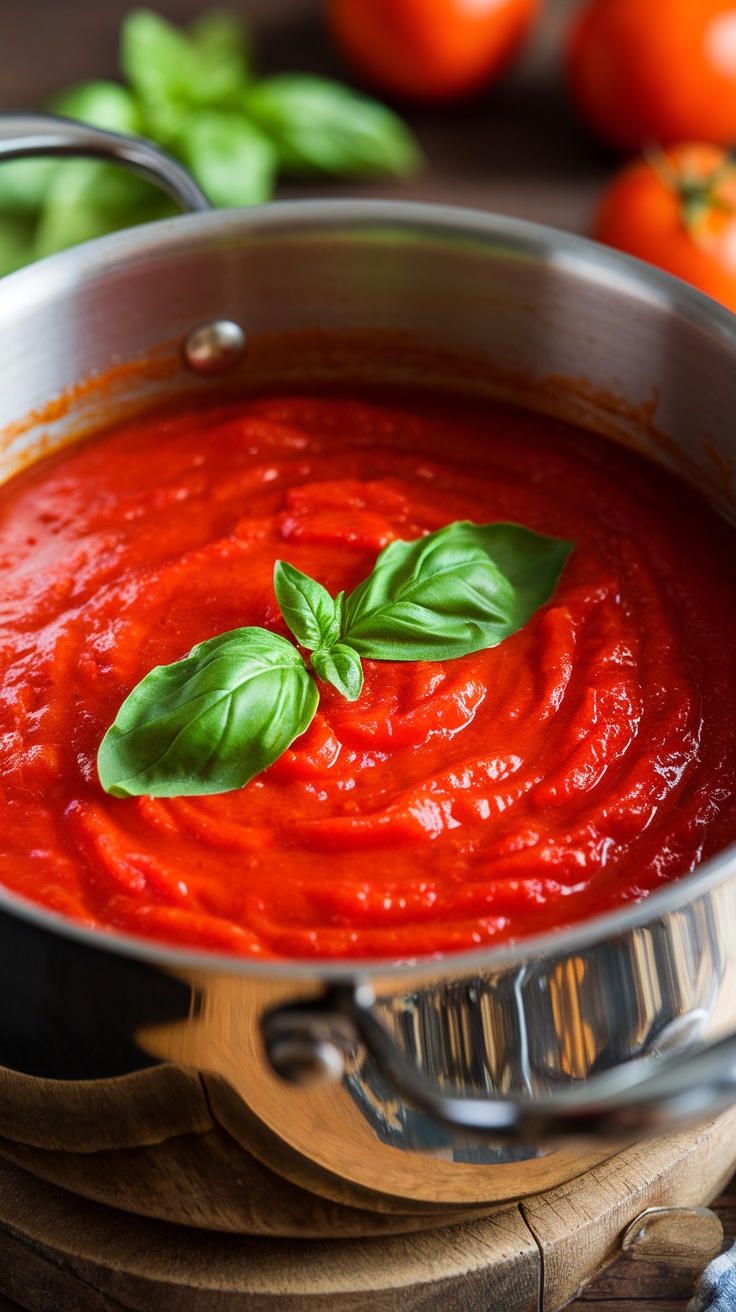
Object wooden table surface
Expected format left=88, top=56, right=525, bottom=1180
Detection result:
left=0, top=1, right=733, bottom=1308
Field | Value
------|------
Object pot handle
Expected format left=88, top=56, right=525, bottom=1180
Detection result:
left=0, top=111, right=211, bottom=213
left=263, top=984, right=736, bottom=1141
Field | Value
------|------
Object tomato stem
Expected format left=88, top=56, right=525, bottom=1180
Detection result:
left=642, top=142, right=735, bottom=240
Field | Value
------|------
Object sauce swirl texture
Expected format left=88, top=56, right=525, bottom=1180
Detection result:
left=0, top=395, right=734, bottom=960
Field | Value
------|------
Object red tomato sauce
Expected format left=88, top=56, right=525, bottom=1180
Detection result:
left=0, top=394, right=735, bottom=961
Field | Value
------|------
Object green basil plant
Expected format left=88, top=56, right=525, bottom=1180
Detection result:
left=0, top=8, right=421, bottom=275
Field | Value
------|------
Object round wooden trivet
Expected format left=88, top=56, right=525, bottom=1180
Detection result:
left=0, top=1063, right=606, bottom=1232
left=1, top=1109, right=736, bottom=1312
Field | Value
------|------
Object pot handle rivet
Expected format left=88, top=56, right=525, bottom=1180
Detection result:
left=262, top=1005, right=361, bottom=1088
left=266, top=1031, right=346, bottom=1087
left=183, top=320, right=246, bottom=376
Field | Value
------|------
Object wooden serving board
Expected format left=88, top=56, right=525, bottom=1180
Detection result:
left=1, top=1109, right=735, bottom=1312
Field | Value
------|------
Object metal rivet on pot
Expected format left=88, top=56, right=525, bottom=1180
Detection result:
left=266, top=1030, right=346, bottom=1087
left=183, top=320, right=246, bottom=375
left=621, top=1206, right=723, bottom=1268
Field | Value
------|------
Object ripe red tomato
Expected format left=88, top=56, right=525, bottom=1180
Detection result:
left=592, top=144, right=736, bottom=314
left=567, top=0, right=736, bottom=152
left=326, top=0, right=541, bottom=103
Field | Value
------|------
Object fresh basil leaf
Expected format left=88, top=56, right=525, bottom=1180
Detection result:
left=241, top=75, right=421, bottom=178
left=188, top=10, right=253, bottom=99
left=274, top=561, right=341, bottom=651
left=311, top=643, right=364, bottom=702
left=31, top=161, right=127, bottom=257
left=52, top=80, right=144, bottom=135
left=121, top=10, right=198, bottom=119
left=30, top=159, right=170, bottom=260
left=177, top=110, right=277, bottom=207
left=97, top=627, right=318, bottom=797
left=0, top=158, right=60, bottom=215
left=0, top=79, right=164, bottom=269
left=340, top=521, right=573, bottom=660
left=122, top=9, right=251, bottom=142
left=0, top=213, right=36, bottom=276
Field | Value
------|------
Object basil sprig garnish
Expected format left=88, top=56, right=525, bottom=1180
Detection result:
left=98, top=521, right=573, bottom=798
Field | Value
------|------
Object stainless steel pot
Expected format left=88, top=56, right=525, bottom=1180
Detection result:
left=1, top=114, right=735, bottom=1210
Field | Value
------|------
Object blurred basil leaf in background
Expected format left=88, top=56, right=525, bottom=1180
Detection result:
left=121, top=9, right=253, bottom=138
left=177, top=110, right=277, bottom=206
left=0, top=158, right=60, bottom=214
left=54, top=79, right=145, bottom=135
left=0, top=7, right=421, bottom=278
left=0, top=214, right=35, bottom=274
left=242, top=75, right=422, bottom=177
left=30, top=160, right=171, bottom=260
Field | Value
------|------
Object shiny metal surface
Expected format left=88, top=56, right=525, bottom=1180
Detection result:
left=0, top=112, right=211, bottom=213
left=183, top=319, right=247, bottom=374
left=0, top=126, right=736, bottom=1205
left=262, top=987, right=736, bottom=1139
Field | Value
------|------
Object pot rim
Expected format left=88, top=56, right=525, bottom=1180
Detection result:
left=3, top=196, right=736, bottom=352
left=1, top=195, right=735, bottom=981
